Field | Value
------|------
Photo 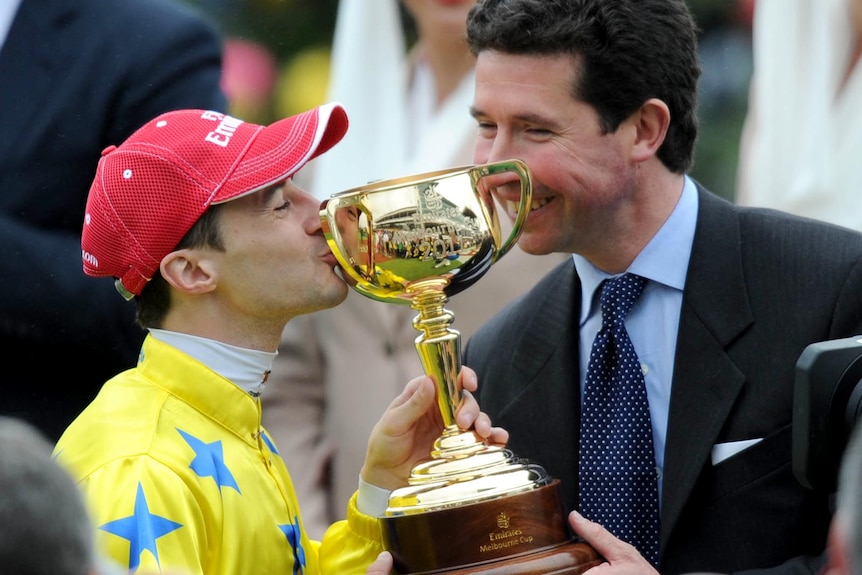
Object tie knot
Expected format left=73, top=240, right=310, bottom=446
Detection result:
left=600, top=273, right=646, bottom=326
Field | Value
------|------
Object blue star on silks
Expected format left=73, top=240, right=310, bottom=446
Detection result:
left=262, top=430, right=280, bottom=455
left=177, top=428, right=240, bottom=494
left=280, top=516, right=307, bottom=575
left=99, top=482, right=183, bottom=570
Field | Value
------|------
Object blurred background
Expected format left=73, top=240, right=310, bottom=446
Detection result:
left=183, top=0, right=755, bottom=202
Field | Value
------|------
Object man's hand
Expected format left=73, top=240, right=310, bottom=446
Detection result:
left=366, top=551, right=393, bottom=575
left=569, top=511, right=660, bottom=575
left=360, top=366, right=508, bottom=490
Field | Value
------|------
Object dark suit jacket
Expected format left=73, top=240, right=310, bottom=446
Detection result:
left=0, top=0, right=227, bottom=440
left=463, top=187, right=862, bottom=574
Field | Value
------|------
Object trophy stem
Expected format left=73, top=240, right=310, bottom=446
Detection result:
left=392, top=278, right=549, bottom=513
left=409, top=279, right=464, bottom=435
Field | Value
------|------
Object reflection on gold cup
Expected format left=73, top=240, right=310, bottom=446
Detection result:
left=321, top=161, right=600, bottom=574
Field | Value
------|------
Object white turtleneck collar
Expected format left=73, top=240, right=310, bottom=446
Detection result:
left=148, top=329, right=276, bottom=397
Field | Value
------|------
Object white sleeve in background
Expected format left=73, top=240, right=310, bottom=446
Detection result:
left=736, top=0, right=862, bottom=231
left=306, top=0, right=409, bottom=200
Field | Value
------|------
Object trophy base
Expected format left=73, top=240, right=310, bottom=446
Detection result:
left=429, top=541, right=602, bottom=575
left=380, top=480, right=602, bottom=574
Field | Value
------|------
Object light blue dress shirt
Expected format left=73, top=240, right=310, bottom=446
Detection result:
left=574, top=175, right=698, bottom=502
left=0, top=0, right=22, bottom=49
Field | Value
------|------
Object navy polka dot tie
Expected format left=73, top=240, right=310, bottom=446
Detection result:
left=579, top=273, right=660, bottom=565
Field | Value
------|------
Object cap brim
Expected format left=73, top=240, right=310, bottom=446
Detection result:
left=212, top=102, right=349, bottom=203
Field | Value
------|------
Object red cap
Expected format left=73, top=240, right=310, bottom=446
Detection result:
left=81, top=103, right=349, bottom=299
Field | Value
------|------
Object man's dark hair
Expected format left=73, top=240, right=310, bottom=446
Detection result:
left=136, top=204, right=226, bottom=328
left=466, top=0, right=701, bottom=173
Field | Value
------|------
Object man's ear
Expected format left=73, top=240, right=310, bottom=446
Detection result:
left=630, top=98, right=670, bottom=163
left=160, top=249, right=217, bottom=294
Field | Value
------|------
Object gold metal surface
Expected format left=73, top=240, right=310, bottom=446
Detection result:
left=321, top=160, right=551, bottom=515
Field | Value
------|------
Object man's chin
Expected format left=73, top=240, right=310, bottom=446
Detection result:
left=516, top=238, right=554, bottom=257
left=330, top=280, right=350, bottom=305
left=304, top=285, right=349, bottom=316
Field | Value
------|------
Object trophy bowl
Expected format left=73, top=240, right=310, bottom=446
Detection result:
left=320, top=160, right=601, bottom=574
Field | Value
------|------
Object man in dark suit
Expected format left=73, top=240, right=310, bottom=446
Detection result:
left=461, top=0, right=862, bottom=573
left=0, top=0, right=228, bottom=441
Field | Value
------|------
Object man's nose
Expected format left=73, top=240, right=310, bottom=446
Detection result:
left=475, top=133, right=515, bottom=165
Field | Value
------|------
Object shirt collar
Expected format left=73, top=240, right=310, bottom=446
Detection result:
left=575, top=175, right=698, bottom=322
left=0, top=0, right=22, bottom=49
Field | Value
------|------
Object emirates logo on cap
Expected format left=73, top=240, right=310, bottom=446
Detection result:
left=202, top=111, right=244, bottom=148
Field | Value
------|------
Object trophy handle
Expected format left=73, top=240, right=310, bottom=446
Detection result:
left=472, top=159, right=533, bottom=264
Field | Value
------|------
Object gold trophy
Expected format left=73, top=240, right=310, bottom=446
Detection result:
left=320, top=160, right=601, bottom=574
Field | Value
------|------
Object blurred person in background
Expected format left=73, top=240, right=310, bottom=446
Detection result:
left=0, top=0, right=228, bottom=441
left=0, top=415, right=99, bottom=575
left=736, top=0, right=862, bottom=227
left=263, top=0, right=567, bottom=539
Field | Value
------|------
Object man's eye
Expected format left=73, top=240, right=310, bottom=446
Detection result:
left=275, top=201, right=290, bottom=211
left=526, top=128, right=553, bottom=139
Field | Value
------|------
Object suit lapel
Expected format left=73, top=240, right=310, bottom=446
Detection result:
left=511, top=262, right=580, bottom=384
left=659, top=189, right=752, bottom=550
left=498, top=262, right=584, bottom=495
